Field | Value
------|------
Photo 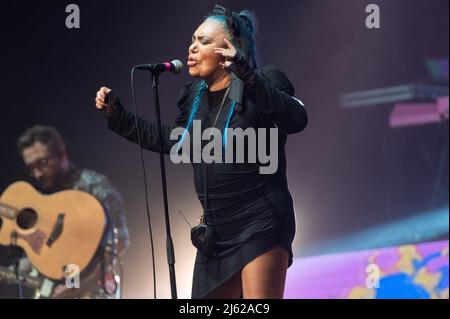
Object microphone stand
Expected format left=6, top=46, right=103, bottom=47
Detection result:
left=149, top=70, right=178, bottom=299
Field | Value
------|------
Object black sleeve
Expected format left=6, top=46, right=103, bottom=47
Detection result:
left=244, top=65, right=308, bottom=134
left=230, top=53, right=308, bottom=134
left=106, top=82, right=194, bottom=154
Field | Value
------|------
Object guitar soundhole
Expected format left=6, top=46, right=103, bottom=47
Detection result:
left=16, top=208, right=38, bottom=230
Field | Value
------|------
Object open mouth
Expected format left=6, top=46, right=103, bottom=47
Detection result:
left=187, top=57, right=198, bottom=67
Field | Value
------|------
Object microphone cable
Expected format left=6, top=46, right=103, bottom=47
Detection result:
left=130, top=67, right=158, bottom=299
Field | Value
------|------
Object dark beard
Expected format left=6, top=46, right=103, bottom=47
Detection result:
left=33, top=164, right=79, bottom=194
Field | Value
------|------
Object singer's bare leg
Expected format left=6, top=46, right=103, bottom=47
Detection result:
left=241, top=246, right=288, bottom=299
left=203, top=271, right=242, bottom=299
left=203, top=246, right=288, bottom=299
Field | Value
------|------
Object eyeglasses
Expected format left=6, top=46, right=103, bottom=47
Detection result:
left=24, top=156, right=55, bottom=176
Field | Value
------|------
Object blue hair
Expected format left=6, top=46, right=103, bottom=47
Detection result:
left=177, top=83, right=237, bottom=153
left=177, top=81, right=207, bottom=152
left=223, top=100, right=237, bottom=148
left=204, top=6, right=259, bottom=68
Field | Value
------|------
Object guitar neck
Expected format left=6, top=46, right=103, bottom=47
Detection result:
left=0, top=202, right=18, bottom=219
left=0, top=266, right=42, bottom=290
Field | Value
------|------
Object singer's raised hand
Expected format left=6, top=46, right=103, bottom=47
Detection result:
left=95, top=87, right=122, bottom=120
left=95, top=87, right=111, bottom=110
left=214, top=38, right=237, bottom=69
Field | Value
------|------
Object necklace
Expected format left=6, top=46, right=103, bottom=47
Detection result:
left=211, top=85, right=231, bottom=129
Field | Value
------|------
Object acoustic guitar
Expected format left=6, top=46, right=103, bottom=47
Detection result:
left=0, top=181, right=106, bottom=280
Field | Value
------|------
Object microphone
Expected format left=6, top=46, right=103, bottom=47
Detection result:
left=134, top=59, right=183, bottom=74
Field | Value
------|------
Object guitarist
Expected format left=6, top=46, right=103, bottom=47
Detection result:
left=13, top=125, right=130, bottom=298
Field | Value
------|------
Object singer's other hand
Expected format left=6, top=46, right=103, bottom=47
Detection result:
left=95, top=87, right=112, bottom=110
left=214, top=38, right=237, bottom=69
left=95, top=87, right=122, bottom=120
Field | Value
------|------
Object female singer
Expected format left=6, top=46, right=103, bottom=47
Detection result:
left=95, top=5, right=307, bottom=299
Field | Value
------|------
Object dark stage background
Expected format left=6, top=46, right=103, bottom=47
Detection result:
left=0, top=0, right=448, bottom=298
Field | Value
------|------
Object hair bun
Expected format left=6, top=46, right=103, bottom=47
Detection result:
left=239, top=12, right=254, bottom=33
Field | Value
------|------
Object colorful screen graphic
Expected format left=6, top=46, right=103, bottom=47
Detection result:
left=285, top=240, right=449, bottom=299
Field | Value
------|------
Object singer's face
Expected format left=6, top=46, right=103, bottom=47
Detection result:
left=188, top=19, right=230, bottom=80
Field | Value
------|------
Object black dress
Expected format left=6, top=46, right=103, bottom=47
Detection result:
left=106, top=64, right=308, bottom=298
